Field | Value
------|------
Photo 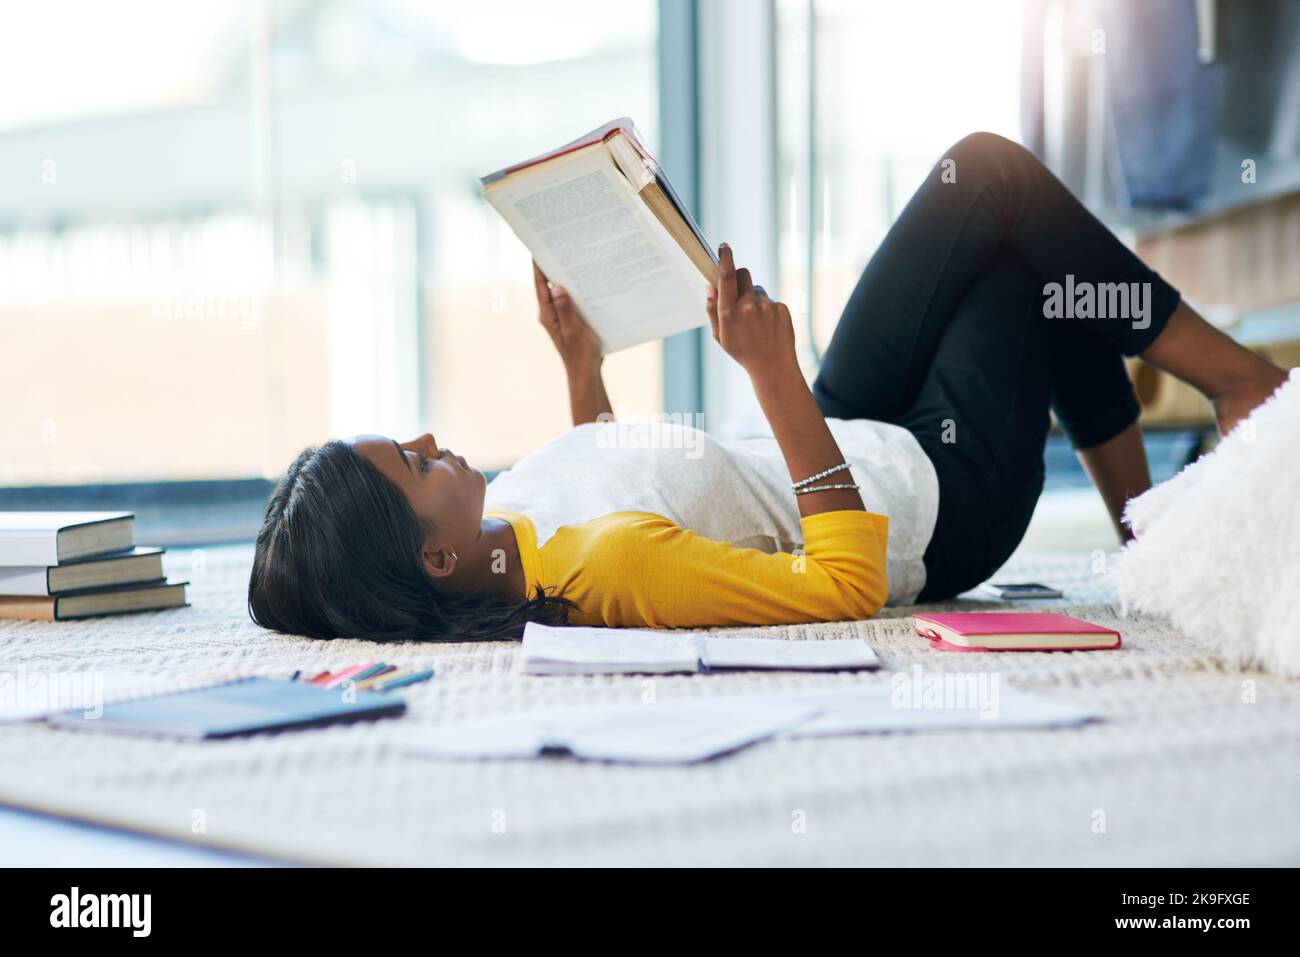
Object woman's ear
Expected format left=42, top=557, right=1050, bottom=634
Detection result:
left=420, top=543, right=458, bottom=581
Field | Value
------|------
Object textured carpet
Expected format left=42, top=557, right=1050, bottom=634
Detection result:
left=1, top=545, right=1298, bottom=866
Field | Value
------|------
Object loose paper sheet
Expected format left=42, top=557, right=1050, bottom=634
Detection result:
left=406, top=682, right=1098, bottom=764
left=766, top=683, right=1095, bottom=738
left=407, top=698, right=819, bottom=764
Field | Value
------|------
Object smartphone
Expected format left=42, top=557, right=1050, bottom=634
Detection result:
left=980, top=581, right=1064, bottom=600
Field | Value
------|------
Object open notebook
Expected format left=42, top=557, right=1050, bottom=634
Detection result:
left=521, top=623, right=880, bottom=675
left=481, top=118, right=717, bottom=353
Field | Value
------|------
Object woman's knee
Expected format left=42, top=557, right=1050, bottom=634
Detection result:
left=948, top=130, right=1025, bottom=162
left=942, top=131, right=1034, bottom=186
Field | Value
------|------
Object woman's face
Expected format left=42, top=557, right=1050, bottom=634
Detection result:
left=351, top=432, right=487, bottom=548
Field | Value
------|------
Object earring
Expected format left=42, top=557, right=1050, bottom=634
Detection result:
left=449, top=550, right=458, bottom=561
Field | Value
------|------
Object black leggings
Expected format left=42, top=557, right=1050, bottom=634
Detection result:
left=812, top=133, right=1182, bottom=601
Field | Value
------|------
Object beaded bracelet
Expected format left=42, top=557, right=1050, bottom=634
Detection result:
left=793, top=482, right=861, bottom=496
left=791, top=461, right=850, bottom=490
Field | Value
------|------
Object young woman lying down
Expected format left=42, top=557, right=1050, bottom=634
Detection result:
left=248, top=132, right=1287, bottom=643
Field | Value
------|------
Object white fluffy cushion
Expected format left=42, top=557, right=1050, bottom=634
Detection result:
left=1114, top=371, right=1300, bottom=675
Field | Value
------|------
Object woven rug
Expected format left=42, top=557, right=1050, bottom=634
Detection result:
left=1, top=545, right=1298, bottom=866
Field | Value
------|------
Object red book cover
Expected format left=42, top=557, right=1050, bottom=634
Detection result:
left=913, top=612, right=1122, bottom=652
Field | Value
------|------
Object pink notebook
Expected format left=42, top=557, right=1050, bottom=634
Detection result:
left=913, top=612, right=1121, bottom=652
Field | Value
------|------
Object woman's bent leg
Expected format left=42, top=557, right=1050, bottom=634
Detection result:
left=812, top=131, right=1180, bottom=425
left=1141, top=301, right=1288, bottom=435
left=900, top=257, right=1055, bottom=601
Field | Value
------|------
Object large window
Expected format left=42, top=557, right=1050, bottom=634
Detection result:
left=0, top=0, right=660, bottom=487
left=775, top=0, right=1023, bottom=361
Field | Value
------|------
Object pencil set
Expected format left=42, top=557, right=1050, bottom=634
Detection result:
left=290, top=662, right=434, bottom=693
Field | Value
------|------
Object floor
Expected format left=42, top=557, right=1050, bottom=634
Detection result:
left=4, top=519, right=1297, bottom=866
left=13, top=427, right=1293, bottom=868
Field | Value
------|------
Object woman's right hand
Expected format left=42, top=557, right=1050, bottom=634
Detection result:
left=533, top=261, right=602, bottom=374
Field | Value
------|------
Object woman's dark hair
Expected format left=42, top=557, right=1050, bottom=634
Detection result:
left=248, top=440, right=574, bottom=642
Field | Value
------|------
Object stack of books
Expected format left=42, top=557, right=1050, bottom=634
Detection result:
left=0, top=512, right=187, bottom=621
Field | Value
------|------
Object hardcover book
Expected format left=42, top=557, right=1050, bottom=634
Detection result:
left=0, top=511, right=134, bottom=566
left=913, top=612, right=1122, bottom=652
left=481, top=117, right=717, bottom=353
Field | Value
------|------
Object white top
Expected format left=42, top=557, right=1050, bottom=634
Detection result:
left=484, top=418, right=940, bottom=604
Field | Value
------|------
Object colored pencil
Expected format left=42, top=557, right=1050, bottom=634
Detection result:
left=374, top=668, right=434, bottom=692
left=322, top=663, right=374, bottom=689
left=356, top=665, right=399, bottom=690
left=351, top=663, right=388, bottom=683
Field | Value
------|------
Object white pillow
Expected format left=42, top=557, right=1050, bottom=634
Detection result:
left=1114, top=371, right=1300, bottom=675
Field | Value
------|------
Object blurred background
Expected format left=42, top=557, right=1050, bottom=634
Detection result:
left=3, top=0, right=1299, bottom=544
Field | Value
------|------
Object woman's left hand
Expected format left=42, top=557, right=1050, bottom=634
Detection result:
left=706, top=244, right=798, bottom=381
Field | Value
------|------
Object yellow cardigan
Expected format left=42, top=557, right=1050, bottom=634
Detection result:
left=487, top=508, right=889, bottom=628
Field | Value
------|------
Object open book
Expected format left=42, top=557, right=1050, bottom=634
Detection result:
left=521, top=623, right=880, bottom=675
left=481, top=118, right=717, bottom=353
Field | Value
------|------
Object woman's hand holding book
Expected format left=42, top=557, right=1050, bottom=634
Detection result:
left=533, top=261, right=612, bottom=426
left=705, top=243, right=799, bottom=384
left=709, top=243, right=865, bottom=518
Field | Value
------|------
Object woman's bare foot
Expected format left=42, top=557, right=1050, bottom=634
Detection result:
left=1211, top=365, right=1289, bottom=436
